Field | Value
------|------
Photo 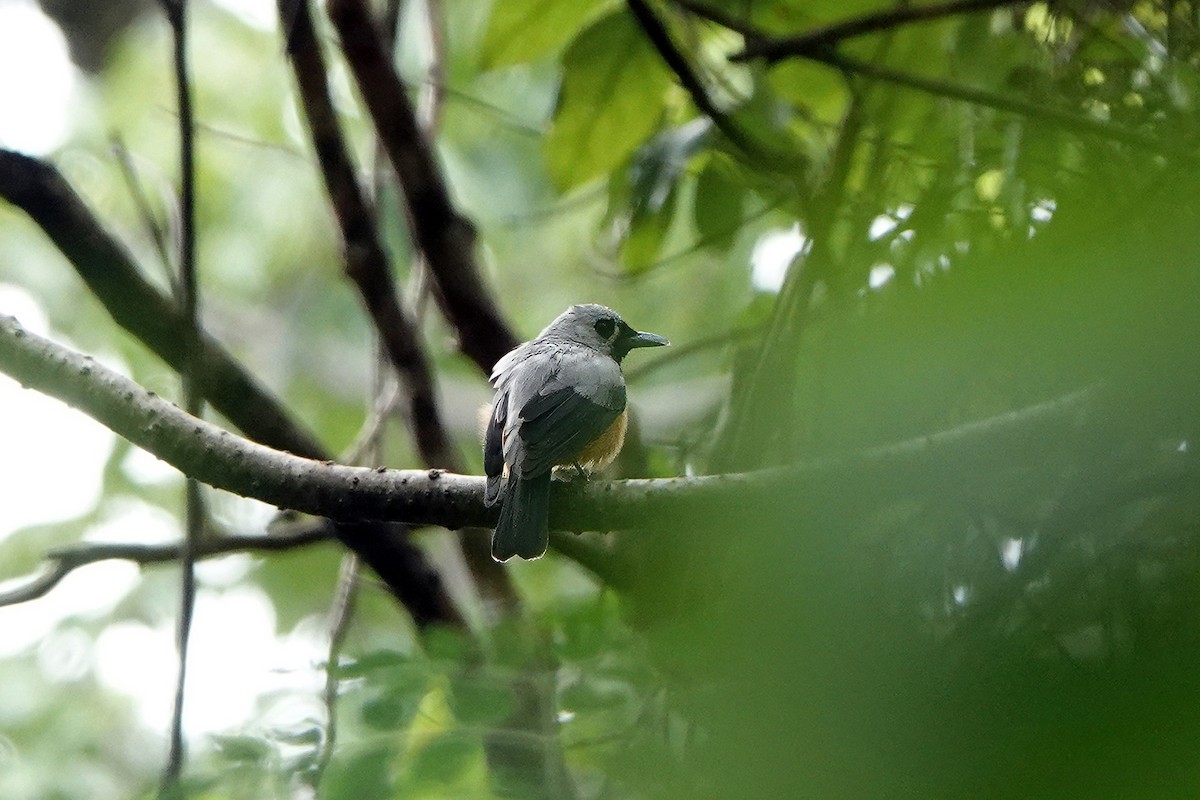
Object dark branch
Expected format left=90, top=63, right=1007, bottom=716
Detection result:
left=326, top=0, right=518, bottom=373
left=0, top=148, right=327, bottom=459
left=279, top=0, right=515, bottom=606
left=732, top=0, right=1024, bottom=63
left=0, top=148, right=463, bottom=629
left=278, top=0, right=459, bottom=471
left=625, top=0, right=762, bottom=159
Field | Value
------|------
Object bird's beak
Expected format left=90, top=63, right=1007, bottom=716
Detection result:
left=629, top=330, right=669, bottom=349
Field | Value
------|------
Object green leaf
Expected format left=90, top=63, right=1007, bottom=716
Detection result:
left=544, top=11, right=673, bottom=191
left=607, top=122, right=707, bottom=271
left=481, top=0, right=612, bottom=68
left=333, top=649, right=410, bottom=678
left=694, top=155, right=746, bottom=249
left=211, top=734, right=273, bottom=764
left=320, top=745, right=393, bottom=800
left=361, top=694, right=410, bottom=730
left=448, top=675, right=518, bottom=724
left=407, top=732, right=478, bottom=787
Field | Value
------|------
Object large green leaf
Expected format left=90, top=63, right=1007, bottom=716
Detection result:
left=480, top=0, right=612, bottom=68
left=544, top=10, right=673, bottom=191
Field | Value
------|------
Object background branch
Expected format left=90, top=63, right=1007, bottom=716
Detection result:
left=159, top=0, right=200, bottom=787
left=0, top=525, right=333, bottom=609
left=0, top=149, right=464, bottom=629
left=0, top=148, right=326, bottom=459
left=279, top=0, right=516, bottom=611
left=625, top=0, right=762, bottom=159
left=327, top=0, right=518, bottom=373
left=279, top=0, right=457, bottom=471
left=732, top=0, right=1024, bottom=63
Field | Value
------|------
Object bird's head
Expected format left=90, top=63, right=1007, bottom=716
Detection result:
left=538, top=304, right=669, bottom=362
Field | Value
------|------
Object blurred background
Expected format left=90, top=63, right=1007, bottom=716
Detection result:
left=1, top=0, right=1199, bottom=797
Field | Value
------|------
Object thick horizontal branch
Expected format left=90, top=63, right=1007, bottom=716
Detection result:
left=1, top=314, right=1143, bottom=538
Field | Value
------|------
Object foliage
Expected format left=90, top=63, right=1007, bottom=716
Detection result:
left=2, top=0, right=1200, bottom=797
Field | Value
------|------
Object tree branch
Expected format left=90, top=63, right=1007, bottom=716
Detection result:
left=279, top=0, right=458, bottom=470
left=279, top=0, right=517, bottom=608
left=0, top=525, right=333, bottom=608
left=677, top=2, right=1192, bottom=159
left=159, top=0, right=200, bottom=785
left=0, top=148, right=327, bottom=459
left=814, top=50, right=1194, bottom=159
left=0, top=149, right=463, bottom=628
left=325, top=0, right=518, bottom=373
left=625, top=0, right=763, bottom=160
left=732, top=0, right=1024, bottom=63
left=1, top=314, right=1146, bottom=537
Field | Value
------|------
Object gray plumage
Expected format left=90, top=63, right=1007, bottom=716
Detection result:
left=484, top=304, right=667, bottom=561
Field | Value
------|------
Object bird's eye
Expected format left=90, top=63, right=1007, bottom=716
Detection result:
left=593, top=318, right=616, bottom=339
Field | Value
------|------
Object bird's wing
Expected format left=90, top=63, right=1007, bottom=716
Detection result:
left=483, top=388, right=507, bottom=506
left=515, top=386, right=624, bottom=475
left=507, top=346, right=626, bottom=476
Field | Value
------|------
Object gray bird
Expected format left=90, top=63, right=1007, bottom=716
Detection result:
left=484, top=304, right=669, bottom=561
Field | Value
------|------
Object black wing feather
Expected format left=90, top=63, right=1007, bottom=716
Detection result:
left=483, top=393, right=507, bottom=506
left=517, top=386, right=623, bottom=476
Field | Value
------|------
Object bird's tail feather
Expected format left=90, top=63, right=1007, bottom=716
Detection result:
left=492, top=473, right=551, bottom=562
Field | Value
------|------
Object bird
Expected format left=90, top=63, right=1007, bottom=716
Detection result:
left=483, top=304, right=669, bottom=562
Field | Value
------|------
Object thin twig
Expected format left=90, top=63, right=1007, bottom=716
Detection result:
left=327, top=0, right=518, bottom=373
left=159, top=0, right=200, bottom=789
left=817, top=50, right=1194, bottom=159
left=310, top=553, right=360, bottom=787
left=625, top=0, right=763, bottom=160
left=0, top=526, right=334, bottom=609
left=109, top=135, right=176, bottom=290
left=733, top=0, right=1024, bottom=63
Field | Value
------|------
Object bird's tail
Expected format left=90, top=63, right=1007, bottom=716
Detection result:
left=491, top=473, right=551, bottom=562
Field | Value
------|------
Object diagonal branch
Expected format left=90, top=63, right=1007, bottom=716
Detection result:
left=279, top=0, right=516, bottom=607
left=279, top=0, right=458, bottom=470
left=677, top=2, right=1191, bottom=158
left=326, top=0, right=518, bottom=374
left=625, top=0, right=763, bottom=160
left=0, top=148, right=462, bottom=629
left=0, top=148, right=327, bottom=459
left=732, top=0, right=1024, bottom=63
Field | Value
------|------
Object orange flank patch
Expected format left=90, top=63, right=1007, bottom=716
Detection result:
left=562, top=409, right=628, bottom=472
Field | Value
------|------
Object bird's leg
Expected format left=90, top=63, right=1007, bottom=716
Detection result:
left=571, top=462, right=588, bottom=481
